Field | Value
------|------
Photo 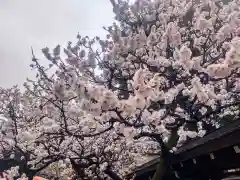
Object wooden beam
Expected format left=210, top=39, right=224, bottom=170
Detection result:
left=233, top=145, right=240, bottom=153
left=176, top=120, right=240, bottom=155
left=210, top=153, right=215, bottom=160
left=192, top=158, right=197, bottom=164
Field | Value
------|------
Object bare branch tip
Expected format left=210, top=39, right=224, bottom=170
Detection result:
left=31, top=46, right=36, bottom=59
left=109, top=0, right=116, bottom=8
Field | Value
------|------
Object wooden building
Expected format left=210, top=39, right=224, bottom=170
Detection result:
left=128, top=120, right=240, bottom=180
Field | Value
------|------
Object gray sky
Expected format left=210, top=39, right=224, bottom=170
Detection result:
left=0, top=0, right=114, bottom=88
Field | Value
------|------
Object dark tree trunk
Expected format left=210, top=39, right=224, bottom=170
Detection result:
left=104, top=166, right=123, bottom=180
left=152, top=129, right=179, bottom=180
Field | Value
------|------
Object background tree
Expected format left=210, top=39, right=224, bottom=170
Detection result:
left=0, top=46, right=144, bottom=180
left=0, top=85, right=139, bottom=179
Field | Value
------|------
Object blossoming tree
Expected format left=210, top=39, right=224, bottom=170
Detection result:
left=108, top=0, right=240, bottom=178
left=65, top=0, right=239, bottom=178
left=1, top=0, right=240, bottom=179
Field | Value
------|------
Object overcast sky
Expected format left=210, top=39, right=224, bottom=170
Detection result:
left=0, top=0, right=114, bottom=88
